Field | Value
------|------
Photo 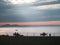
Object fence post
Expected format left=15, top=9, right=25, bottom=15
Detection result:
left=53, top=33, right=55, bottom=36
left=33, top=33, right=35, bottom=36
left=27, top=32, right=28, bottom=36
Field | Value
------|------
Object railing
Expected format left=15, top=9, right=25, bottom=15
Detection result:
left=1, top=32, right=60, bottom=36
left=18, top=32, right=60, bottom=36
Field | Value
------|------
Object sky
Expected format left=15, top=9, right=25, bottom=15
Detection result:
left=0, top=0, right=60, bottom=25
left=0, top=0, right=60, bottom=35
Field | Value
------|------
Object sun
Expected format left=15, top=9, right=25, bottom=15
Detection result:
left=5, top=0, right=36, bottom=4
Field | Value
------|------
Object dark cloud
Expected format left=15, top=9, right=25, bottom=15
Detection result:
left=32, top=0, right=60, bottom=6
left=0, top=0, right=60, bottom=22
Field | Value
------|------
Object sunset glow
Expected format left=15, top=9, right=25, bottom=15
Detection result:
left=0, top=21, right=60, bottom=25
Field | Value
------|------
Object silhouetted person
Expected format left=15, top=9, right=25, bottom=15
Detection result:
left=13, top=32, right=23, bottom=37
left=49, top=33, right=51, bottom=37
left=13, top=32, right=20, bottom=37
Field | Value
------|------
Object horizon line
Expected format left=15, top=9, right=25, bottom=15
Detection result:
left=0, top=21, right=60, bottom=25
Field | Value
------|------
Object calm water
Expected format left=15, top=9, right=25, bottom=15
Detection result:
left=0, top=26, right=60, bottom=36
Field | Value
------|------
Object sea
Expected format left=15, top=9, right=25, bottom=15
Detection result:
left=0, top=26, right=60, bottom=36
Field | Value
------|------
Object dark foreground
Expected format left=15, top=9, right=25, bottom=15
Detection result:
left=0, top=36, right=60, bottom=45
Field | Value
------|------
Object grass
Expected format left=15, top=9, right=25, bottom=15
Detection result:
left=0, top=35, right=60, bottom=45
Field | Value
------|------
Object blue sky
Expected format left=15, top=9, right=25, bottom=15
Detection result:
left=0, top=0, right=60, bottom=22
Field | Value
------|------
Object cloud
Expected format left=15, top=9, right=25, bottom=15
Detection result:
left=4, top=0, right=37, bottom=4
left=39, top=0, right=57, bottom=2
left=0, top=0, right=60, bottom=22
left=33, top=4, right=60, bottom=10
left=32, top=0, right=60, bottom=6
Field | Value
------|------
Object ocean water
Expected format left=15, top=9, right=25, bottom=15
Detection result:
left=0, top=26, right=60, bottom=36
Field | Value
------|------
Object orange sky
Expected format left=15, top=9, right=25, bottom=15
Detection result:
left=0, top=21, right=60, bottom=25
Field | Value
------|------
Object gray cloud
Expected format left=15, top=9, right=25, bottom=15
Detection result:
left=0, top=0, right=60, bottom=22
left=32, top=0, right=60, bottom=6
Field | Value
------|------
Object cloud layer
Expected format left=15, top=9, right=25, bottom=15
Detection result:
left=33, top=4, right=60, bottom=10
left=0, top=0, right=60, bottom=22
